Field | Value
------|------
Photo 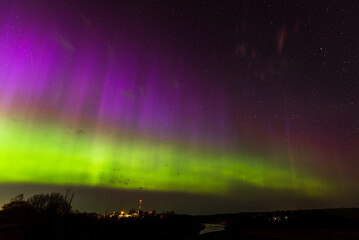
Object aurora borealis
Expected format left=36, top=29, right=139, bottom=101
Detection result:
left=0, top=1, right=358, bottom=214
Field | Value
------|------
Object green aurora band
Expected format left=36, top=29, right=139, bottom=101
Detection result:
left=0, top=116, right=334, bottom=198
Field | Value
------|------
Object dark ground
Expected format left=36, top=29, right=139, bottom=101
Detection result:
left=196, top=208, right=359, bottom=240
left=199, top=228, right=359, bottom=240
left=2, top=202, right=359, bottom=239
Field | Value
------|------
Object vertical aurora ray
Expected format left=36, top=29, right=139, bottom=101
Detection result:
left=0, top=1, right=351, bottom=207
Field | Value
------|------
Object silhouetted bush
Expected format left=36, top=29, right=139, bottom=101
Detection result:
left=27, top=191, right=74, bottom=215
left=2, top=199, right=29, bottom=211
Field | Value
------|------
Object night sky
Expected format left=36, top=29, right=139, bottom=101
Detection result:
left=0, top=0, right=358, bottom=214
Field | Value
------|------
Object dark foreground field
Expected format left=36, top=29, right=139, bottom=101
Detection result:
left=199, top=227, right=359, bottom=240
left=0, top=209, right=203, bottom=240
left=2, top=193, right=359, bottom=239
left=0, top=192, right=203, bottom=239
left=197, top=208, right=359, bottom=240
left=2, top=210, right=359, bottom=240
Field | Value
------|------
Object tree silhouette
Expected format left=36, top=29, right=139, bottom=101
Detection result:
left=2, top=194, right=28, bottom=211
left=27, top=191, right=74, bottom=215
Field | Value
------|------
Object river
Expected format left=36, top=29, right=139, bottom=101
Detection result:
left=199, top=223, right=226, bottom=235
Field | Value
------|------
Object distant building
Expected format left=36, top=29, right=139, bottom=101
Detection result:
left=103, top=199, right=157, bottom=219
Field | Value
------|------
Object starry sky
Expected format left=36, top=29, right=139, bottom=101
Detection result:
left=0, top=0, right=358, bottom=214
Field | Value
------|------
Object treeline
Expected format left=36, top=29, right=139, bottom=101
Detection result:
left=0, top=192, right=202, bottom=240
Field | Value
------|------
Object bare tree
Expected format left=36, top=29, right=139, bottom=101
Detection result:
left=27, top=191, right=74, bottom=215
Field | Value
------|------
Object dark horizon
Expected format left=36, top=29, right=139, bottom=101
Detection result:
left=0, top=183, right=355, bottom=215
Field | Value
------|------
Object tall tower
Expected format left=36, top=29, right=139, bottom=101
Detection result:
left=138, top=199, right=142, bottom=214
